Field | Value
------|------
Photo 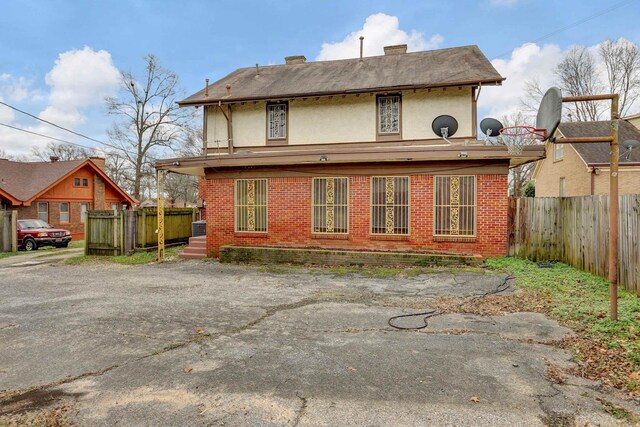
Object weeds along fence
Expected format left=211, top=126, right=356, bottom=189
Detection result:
left=85, top=208, right=197, bottom=256
left=508, top=195, right=640, bottom=296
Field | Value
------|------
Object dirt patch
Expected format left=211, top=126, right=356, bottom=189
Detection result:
left=0, top=389, right=84, bottom=417
left=0, top=402, right=75, bottom=427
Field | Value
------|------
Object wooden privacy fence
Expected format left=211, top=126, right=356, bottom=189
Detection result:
left=85, top=208, right=196, bottom=256
left=0, top=210, right=17, bottom=252
left=508, top=195, right=640, bottom=296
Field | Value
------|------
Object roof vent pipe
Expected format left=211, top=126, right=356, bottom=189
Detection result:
left=226, top=84, right=231, bottom=96
left=205, top=79, right=209, bottom=97
left=359, top=36, right=364, bottom=61
left=256, top=64, right=260, bottom=75
left=50, top=156, right=60, bottom=163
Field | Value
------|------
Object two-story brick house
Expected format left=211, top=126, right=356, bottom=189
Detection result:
left=0, top=157, right=136, bottom=239
left=156, top=44, right=544, bottom=258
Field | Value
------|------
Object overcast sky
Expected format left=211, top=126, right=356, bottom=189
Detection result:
left=1, top=0, right=639, bottom=156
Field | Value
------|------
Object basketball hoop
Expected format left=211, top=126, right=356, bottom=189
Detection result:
left=498, top=126, right=546, bottom=156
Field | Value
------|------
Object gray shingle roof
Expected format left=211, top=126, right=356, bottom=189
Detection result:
left=557, top=120, right=640, bottom=165
left=178, top=45, right=504, bottom=105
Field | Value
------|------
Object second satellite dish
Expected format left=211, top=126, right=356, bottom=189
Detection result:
left=480, top=118, right=504, bottom=137
left=432, top=115, right=458, bottom=138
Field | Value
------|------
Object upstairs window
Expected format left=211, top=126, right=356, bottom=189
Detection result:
left=377, top=95, right=401, bottom=135
left=554, top=143, right=564, bottom=161
left=371, top=176, right=410, bottom=235
left=235, top=179, right=268, bottom=232
left=312, top=178, right=348, bottom=234
left=267, top=102, right=287, bottom=142
left=82, top=178, right=89, bottom=187
left=434, top=176, right=476, bottom=237
left=74, top=178, right=81, bottom=186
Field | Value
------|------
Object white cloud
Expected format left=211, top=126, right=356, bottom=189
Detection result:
left=0, top=74, right=40, bottom=102
left=0, top=46, right=120, bottom=156
left=479, top=42, right=564, bottom=120
left=316, top=13, right=443, bottom=61
left=45, top=46, right=120, bottom=110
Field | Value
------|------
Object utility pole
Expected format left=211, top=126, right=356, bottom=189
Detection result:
left=157, top=170, right=166, bottom=262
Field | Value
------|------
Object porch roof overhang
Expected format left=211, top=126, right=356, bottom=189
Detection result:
left=155, top=144, right=545, bottom=176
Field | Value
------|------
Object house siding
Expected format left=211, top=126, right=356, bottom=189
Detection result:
left=205, top=88, right=474, bottom=149
left=534, top=144, right=592, bottom=197
left=202, top=171, right=507, bottom=258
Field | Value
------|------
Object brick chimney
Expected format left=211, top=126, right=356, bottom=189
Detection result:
left=285, top=55, right=306, bottom=65
left=49, top=156, right=60, bottom=163
left=384, top=44, right=408, bottom=55
left=89, top=156, right=106, bottom=172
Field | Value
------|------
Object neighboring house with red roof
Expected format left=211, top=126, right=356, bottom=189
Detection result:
left=0, top=157, right=136, bottom=239
left=532, top=120, right=640, bottom=197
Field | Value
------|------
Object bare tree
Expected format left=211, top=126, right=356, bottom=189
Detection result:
left=32, top=142, right=94, bottom=161
left=600, top=39, right=640, bottom=116
left=105, top=54, right=194, bottom=200
left=497, top=112, right=539, bottom=196
left=523, top=39, right=640, bottom=122
left=555, top=46, right=603, bottom=121
left=163, top=126, right=203, bottom=205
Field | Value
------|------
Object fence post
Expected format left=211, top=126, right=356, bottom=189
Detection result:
left=10, top=210, right=17, bottom=252
left=141, top=209, right=147, bottom=248
left=84, top=215, right=89, bottom=255
left=113, top=211, right=118, bottom=256
left=119, top=210, right=124, bottom=256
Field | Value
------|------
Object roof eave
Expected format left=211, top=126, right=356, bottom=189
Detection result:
left=176, top=78, right=505, bottom=107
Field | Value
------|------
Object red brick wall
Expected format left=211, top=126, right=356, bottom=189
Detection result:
left=202, top=173, right=508, bottom=258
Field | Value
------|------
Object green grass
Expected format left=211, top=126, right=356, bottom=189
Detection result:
left=486, top=257, right=640, bottom=393
left=0, top=240, right=85, bottom=259
left=64, top=245, right=185, bottom=266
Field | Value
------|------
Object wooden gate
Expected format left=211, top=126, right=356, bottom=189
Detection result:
left=85, top=208, right=196, bottom=255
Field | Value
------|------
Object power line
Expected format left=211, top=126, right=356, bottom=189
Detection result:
left=0, top=121, right=159, bottom=161
left=491, top=0, right=638, bottom=60
left=0, top=100, right=107, bottom=146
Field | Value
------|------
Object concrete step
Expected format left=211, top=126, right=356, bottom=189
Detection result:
left=179, top=251, right=207, bottom=260
left=187, top=240, right=207, bottom=248
left=182, top=247, right=207, bottom=255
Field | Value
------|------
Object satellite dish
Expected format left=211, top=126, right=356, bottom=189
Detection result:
left=480, top=118, right=504, bottom=138
left=536, top=87, right=562, bottom=141
left=621, top=139, right=640, bottom=160
left=621, top=139, right=640, bottom=150
left=432, top=115, right=458, bottom=138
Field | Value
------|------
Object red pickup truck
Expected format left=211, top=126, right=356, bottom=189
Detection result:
left=17, top=219, right=72, bottom=251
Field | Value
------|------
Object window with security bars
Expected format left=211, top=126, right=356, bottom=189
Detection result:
left=267, top=103, right=287, bottom=140
left=371, top=176, right=410, bottom=235
left=312, top=178, right=348, bottom=234
left=434, top=176, right=476, bottom=236
left=378, top=95, right=400, bottom=134
left=235, top=179, right=268, bottom=232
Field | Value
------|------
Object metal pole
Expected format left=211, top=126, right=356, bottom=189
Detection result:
left=609, top=95, right=619, bottom=321
left=157, top=170, right=166, bottom=262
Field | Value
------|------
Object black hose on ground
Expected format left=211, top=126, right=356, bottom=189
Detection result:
left=387, top=274, right=515, bottom=330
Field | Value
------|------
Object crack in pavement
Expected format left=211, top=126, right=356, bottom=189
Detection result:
left=292, top=392, right=308, bottom=427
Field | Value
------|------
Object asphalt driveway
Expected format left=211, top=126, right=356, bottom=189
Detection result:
left=0, top=258, right=634, bottom=426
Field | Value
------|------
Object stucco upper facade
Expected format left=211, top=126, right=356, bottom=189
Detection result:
left=204, top=87, right=475, bottom=149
